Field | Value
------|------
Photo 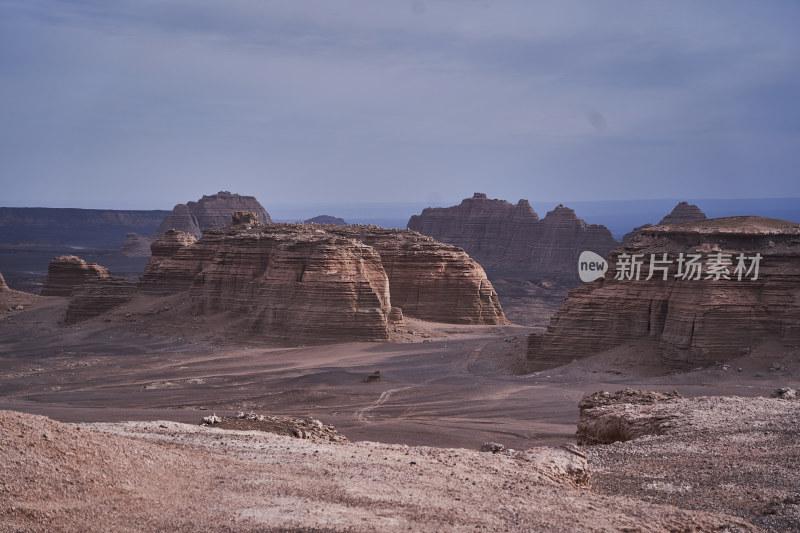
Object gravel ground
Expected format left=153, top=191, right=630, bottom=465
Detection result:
left=0, top=409, right=757, bottom=532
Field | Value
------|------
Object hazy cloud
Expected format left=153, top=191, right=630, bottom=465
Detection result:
left=1, top=0, right=799, bottom=208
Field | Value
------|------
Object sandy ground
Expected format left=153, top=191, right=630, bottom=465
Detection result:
left=2, top=293, right=799, bottom=530
left=1, top=293, right=795, bottom=451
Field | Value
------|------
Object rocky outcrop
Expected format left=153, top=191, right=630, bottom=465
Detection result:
left=622, top=201, right=707, bottom=242
left=121, top=191, right=271, bottom=256
left=0, top=272, right=7, bottom=291
left=304, top=215, right=347, bottom=225
left=407, top=193, right=617, bottom=286
left=352, top=228, right=507, bottom=324
left=138, top=230, right=204, bottom=294
left=160, top=191, right=271, bottom=237
left=40, top=256, right=113, bottom=297
left=528, top=216, right=800, bottom=370
left=576, top=389, right=683, bottom=445
left=187, top=229, right=395, bottom=344
left=64, top=279, right=136, bottom=324
left=138, top=217, right=505, bottom=343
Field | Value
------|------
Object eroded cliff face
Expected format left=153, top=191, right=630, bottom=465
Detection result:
left=121, top=191, right=272, bottom=256
left=407, top=193, right=617, bottom=286
left=135, top=219, right=506, bottom=343
left=527, top=217, right=800, bottom=370
left=40, top=256, right=113, bottom=297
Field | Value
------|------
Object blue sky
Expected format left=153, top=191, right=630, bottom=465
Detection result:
left=1, top=0, right=799, bottom=209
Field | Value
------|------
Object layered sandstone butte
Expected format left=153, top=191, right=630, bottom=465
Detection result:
left=528, top=216, right=800, bottom=370
left=407, top=193, right=617, bottom=286
left=139, top=217, right=505, bottom=343
left=40, top=256, right=113, bottom=297
left=622, top=201, right=707, bottom=242
left=121, top=191, right=271, bottom=256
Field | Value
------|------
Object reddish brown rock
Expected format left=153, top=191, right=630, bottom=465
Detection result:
left=139, top=217, right=506, bottom=343
left=160, top=191, right=271, bottom=238
left=188, top=229, right=395, bottom=344
left=407, top=193, right=617, bottom=286
left=528, top=216, right=800, bottom=370
left=138, top=230, right=203, bottom=294
left=121, top=191, right=271, bottom=256
left=622, top=201, right=707, bottom=242
left=40, top=256, right=113, bottom=297
left=65, top=279, right=137, bottom=324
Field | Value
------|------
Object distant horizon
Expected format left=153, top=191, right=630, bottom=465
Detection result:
left=3, top=194, right=799, bottom=212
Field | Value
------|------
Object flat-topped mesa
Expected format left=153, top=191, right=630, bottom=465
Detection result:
left=40, top=256, right=113, bottom=297
left=139, top=216, right=506, bottom=342
left=527, top=216, right=800, bottom=371
left=623, top=201, right=707, bottom=242
left=408, top=194, right=616, bottom=286
left=121, top=191, right=272, bottom=256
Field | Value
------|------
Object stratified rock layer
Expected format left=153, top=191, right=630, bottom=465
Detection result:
left=40, top=256, right=113, bottom=297
left=622, top=201, right=707, bottom=242
left=65, top=279, right=137, bottom=324
left=528, top=217, right=800, bottom=370
left=140, top=220, right=506, bottom=343
left=159, top=191, right=272, bottom=238
left=121, top=191, right=271, bottom=256
left=407, top=193, right=617, bottom=286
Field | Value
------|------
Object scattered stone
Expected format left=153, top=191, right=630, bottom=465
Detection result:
left=201, top=413, right=347, bottom=442
left=202, top=414, right=221, bottom=425
left=480, top=442, right=506, bottom=453
left=771, top=387, right=798, bottom=400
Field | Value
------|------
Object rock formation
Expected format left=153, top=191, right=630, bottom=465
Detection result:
left=64, top=279, right=137, bottom=324
left=0, top=271, right=7, bottom=291
left=138, top=216, right=505, bottom=343
left=40, top=256, right=113, bottom=297
left=304, top=215, right=347, bottom=225
left=407, top=193, right=617, bottom=286
left=121, top=191, right=271, bottom=256
left=528, top=216, right=800, bottom=370
left=622, top=201, right=707, bottom=242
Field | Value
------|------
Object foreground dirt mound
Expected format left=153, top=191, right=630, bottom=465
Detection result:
left=1, top=410, right=753, bottom=532
left=581, top=391, right=800, bottom=532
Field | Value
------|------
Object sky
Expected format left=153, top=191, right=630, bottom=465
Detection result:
left=1, top=0, right=799, bottom=210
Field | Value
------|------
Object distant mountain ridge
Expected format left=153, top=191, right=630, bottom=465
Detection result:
left=0, top=207, right=168, bottom=247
